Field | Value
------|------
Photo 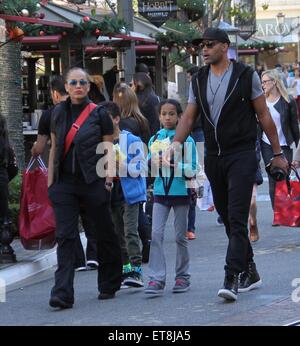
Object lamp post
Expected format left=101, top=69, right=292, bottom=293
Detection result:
left=276, top=12, right=285, bottom=35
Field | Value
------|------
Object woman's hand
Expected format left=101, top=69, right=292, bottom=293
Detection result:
left=105, top=178, right=114, bottom=192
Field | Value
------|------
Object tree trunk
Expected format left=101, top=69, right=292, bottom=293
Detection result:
left=0, top=41, right=24, bottom=168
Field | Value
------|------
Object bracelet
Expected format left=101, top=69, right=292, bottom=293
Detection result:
left=105, top=181, right=113, bottom=188
left=273, top=151, right=284, bottom=157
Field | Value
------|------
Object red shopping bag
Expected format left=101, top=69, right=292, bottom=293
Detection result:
left=19, top=157, right=56, bottom=250
left=273, top=167, right=300, bottom=227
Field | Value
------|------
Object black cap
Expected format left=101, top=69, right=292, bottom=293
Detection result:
left=192, top=27, right=231, bottom=46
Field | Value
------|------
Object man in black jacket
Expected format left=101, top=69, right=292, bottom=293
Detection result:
left=168, top=28, right=289, bottom=302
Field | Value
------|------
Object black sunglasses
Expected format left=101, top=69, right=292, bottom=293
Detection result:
left=68, top=79, right=88, bottom=87
left=199, top=40, right=220, bottom=49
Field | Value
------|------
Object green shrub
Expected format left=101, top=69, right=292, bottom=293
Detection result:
left=8, top=174, right=22, bottom=237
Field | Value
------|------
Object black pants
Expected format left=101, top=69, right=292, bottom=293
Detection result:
left=74, top=207, right=98, bottom=268
left=48, top=179, right=122, bottom=304
left=260, top=141, right=293, bottom=209
left=205, top=150, right=257, bottom=275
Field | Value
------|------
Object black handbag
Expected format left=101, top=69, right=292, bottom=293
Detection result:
left=7, top=146, right=18, bottom=181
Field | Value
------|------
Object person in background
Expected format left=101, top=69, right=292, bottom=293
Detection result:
left=103, top=65, right=118, bottom=100
left=31, top=76, right=68, bottom=158
left=248, top=139, right=263, bottom=242
left=135, top=63, right=150, bottom=76
left=290, top=68, right=300, bottom=119
left=275, top=64, right=288, bottom=88
left=186, top=65, right=204, bottom=240
left=132, top=72, right=160, bottom=136
left=260, top=70, right=299, bottom=212
left=47, top=67, right=122, bottom=309
left=145, top=99, right=198, bottom=296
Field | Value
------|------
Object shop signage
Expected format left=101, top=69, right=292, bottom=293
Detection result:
left=138, top=1, right=177, bottom=28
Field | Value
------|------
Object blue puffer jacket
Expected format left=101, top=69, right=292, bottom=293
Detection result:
left=148, top=128, right=198, bottom=196
left=118, top=130, right=147, bottom=205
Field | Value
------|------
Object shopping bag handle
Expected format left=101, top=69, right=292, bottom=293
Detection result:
left=26, top=156, right=47, bottom=173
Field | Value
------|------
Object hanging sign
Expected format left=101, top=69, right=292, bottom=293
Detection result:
left=138, top=1, right=177, bottom=28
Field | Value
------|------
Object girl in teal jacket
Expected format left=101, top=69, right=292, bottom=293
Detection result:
left=145, top=99, right=198, bottom=296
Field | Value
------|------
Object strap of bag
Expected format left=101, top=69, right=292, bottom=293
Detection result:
left=26, top=156, right=47, bottom=173
left=63, top=103, right=97, bottom=159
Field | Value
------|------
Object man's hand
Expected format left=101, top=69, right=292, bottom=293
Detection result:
left=162, top=142, right=181, bottom=168
left=271, top=155, right=289, bottom=174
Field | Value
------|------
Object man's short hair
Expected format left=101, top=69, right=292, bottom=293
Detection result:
left=50, top=75, right=67, bottom=96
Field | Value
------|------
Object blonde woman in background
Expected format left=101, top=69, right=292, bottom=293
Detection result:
left=260, top=69, right=299, bottom=213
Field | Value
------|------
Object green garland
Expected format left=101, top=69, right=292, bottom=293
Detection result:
left=155, top=19, right=200, bottom=48
left=177, top=0, right=205, bottom=22
left=19, top=15, right=128, bottom=37
left=0, top=0, right=40, bottom=17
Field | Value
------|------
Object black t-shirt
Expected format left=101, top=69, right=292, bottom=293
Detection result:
left=38, top=107, right=54, bottom=136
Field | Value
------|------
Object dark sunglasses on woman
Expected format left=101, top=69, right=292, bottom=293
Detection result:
left=68, top=79, right=89, bottom=87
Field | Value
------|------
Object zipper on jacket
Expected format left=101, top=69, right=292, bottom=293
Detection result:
left=196, top=78, right=221, bottom=155
left=72, top=147, right=75, bottom=174
left=196, top=76, right=240, bottom=156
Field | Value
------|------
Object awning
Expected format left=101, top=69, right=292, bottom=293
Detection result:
left=22, top=35, right=62, bottom=44
left=97, top=31, right=155, bottom=44
left=0, top=14, right=73, bottom=28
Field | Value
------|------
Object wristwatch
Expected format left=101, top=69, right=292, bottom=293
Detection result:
left=273, top=151, right=284, bottom=158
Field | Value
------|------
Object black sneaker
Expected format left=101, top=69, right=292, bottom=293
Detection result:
left=217, top=273, right=238, bottom=301
left=98, top=292, right=115, bottom=300
left=123, top=270, right=144, bottom=288
left=238, top=262, right=262, bottom=293
left=49, top=296, right=73, bottom=309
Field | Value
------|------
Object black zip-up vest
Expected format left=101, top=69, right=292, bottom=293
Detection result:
left=191, top=60, right=257, bottom=156
left=52, top=100, right=110, bottom=184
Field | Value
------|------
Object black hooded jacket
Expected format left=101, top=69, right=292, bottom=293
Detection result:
left=191, top=60, right=257, bottom=156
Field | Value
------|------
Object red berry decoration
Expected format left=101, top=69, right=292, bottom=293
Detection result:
left=39, top=31, right=45, bottom=36
left=95, top=28, right=101, bottom=36
left=39, top=13, right=45, bottom=19
left=83, top=16, right=90, bottom=22
left=62, top=31, right=67, bottom=36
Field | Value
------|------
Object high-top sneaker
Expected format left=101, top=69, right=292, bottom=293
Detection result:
left=218, top=273, right=239, bottom=301
left=238, top=262, right=262, bottom=293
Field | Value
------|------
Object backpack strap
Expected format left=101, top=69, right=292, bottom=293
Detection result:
left=63, top=103, right=97, bottom=159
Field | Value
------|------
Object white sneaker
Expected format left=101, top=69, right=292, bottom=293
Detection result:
left=75, top=266, right=87, bottom=272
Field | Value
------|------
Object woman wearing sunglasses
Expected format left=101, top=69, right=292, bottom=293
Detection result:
left=260, top=69, right=299, bottom=213
left=47, top=67, right=122, bottom=309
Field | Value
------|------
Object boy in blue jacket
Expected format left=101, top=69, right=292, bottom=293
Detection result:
left=102, top=102, right=147, bottom=288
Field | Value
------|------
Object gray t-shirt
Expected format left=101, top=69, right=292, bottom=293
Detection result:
left=188, top=66, right=263, bottom=125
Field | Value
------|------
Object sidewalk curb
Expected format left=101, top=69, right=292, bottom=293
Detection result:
left=0, top=234, right=87, bottom=288
left=0, top=248, right=57, bottom=288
